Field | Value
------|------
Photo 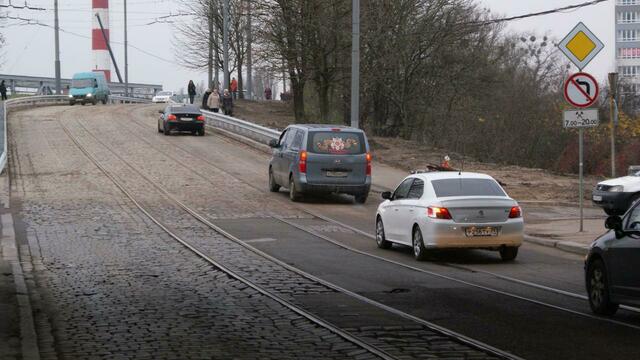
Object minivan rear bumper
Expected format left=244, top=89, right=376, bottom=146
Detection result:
left=296, top=175, right=371, bottom=195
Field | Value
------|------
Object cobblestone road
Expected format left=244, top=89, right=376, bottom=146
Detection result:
left=7, top=105, right=503, bottom=359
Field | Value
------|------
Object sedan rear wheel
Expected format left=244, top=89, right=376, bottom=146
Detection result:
left=499, top=246, right=519, bottom=261
left=412, top=226, right=428, bottom=261
left=376, top=218, right=392, bottom=249
left=587, top=259, right=619, bottom=316
left=163, top=125, right=171, bottom=136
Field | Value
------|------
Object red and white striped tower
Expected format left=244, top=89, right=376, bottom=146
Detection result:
left=92, top=0, right=111, bottom=82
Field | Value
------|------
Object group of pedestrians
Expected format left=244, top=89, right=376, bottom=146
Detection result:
left=189, top=79, right=234, bottom=116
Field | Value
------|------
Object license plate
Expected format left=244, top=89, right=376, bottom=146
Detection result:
left=180, top=117, right=192, bottom=121
left=465, top=226, right=498, bottom=237
left=593, top=195, right=602, bottom=201
left=326, top=171, right=348, bottom=177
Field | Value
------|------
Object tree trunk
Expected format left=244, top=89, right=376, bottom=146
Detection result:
left=318, top=81, right=330, bottom=123
left=291, top=76, right=306, bottom=122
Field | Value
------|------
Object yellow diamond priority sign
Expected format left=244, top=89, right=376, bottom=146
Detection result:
left=558, top=22, right=604, bottom=70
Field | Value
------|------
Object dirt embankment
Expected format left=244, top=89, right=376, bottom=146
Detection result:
left=233, top=99, right=602, bottom=204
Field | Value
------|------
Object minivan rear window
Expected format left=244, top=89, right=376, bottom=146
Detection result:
left=308, top=131, right=365, bottom=154
left=432, top=178, right=506, bottom=197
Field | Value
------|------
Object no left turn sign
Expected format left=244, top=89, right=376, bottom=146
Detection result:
left=564, top=72, right=599, bottom=108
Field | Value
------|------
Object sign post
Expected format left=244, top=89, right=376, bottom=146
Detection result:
left=558, top=22, right=604, bottom=232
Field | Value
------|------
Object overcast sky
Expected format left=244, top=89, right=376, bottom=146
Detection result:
left=0, top=0, right=614, bottom=92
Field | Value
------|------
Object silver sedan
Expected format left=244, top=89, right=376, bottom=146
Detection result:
left=375, top=172, right=524, bottom=261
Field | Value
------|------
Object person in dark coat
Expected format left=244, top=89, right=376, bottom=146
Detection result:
left=264, top=87, right=272, bottom=100
left=222, top=89, right=233, bottom=116
left=201, top=88, right=212, bottom=110
left=187, top=80, right=196, bottom=104
left=0, top=81, right=7, bottom=101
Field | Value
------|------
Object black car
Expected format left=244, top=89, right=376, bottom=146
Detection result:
left=158, top=104, right=205, bottom=136
left=585, top=200, right=640, bottom=316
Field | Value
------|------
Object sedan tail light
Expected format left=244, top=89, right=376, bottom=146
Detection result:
left=427, top=206, right=452, bottom=220
left=508, top=206, right=522, bottom=219
left=196, top=115, right=205, bottom=121
left=366, top=152, right=372, bottom=176
left=167, top=114, right=177, bottom=121
left=298, top=150, right=307, bottom=173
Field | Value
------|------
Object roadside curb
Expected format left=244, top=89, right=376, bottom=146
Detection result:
left=524, top=235, right=589, bottom=256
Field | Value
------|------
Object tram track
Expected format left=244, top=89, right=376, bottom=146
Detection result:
left=56, top=109, right=516, bottom=359
left=121, top=106, right=640, bottom=324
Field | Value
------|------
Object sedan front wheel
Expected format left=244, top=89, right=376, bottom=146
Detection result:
left=376, top=218, right=392, bottom=249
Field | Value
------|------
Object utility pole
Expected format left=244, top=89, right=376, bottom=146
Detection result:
left=608, top=72, right=618, bottom=178
left=124, top=0, right=129, bottom=96
left=246, top=0, right=253, bottom=100
left=54, top=0, right=61, bottom=94
left=223, top=0, right=230, bottom=91
left=207, top=0, right=214, bottom=89
left=350, top=0, right=360, bottom=128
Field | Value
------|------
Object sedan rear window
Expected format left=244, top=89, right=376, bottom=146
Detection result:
left=308, top=131, right=365, bottom=154
left=432, top=178, right=506, bottom=198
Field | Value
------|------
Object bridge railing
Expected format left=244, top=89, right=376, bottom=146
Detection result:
left=109, top=96, right=151, bottom=104
left=202, top=109, right=280, bottom=144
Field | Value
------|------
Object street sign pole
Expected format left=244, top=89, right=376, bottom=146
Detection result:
left=558, top=22, right=605, bottom=233
left=609, top=72, right=618, bottom=178
left=579, top=127, right=584, bottom=232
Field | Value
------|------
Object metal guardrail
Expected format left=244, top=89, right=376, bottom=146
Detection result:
left=109, top=95, right=152, bottom=104
left=202, top=109, right=281, bottom=145
left=0, top=95, right=153, bottom=174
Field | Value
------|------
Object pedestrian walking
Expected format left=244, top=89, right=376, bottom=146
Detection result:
left=208, top=89, right=221, bottom=113
left=187, top=80, right=196, bottom=104
left=230, top=77, right=238, bottom=99
left=0, top=80, right=8, bottom=101
left=222, top=89, right=233, bottom=116
left=264, top=86, right=272, bottom=100
left=202, top=88, right=212, bottom=110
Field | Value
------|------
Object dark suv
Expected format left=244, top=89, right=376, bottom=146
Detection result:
left=268, top=125, right=371, bottom=203
left=585, top=199, right=640, bottom=315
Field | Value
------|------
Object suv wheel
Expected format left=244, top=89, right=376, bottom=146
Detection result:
left=499, top=246, right=518, bottom=261
left=354, top=194, right=368, bottom=204
left=376, top=218, right=392, bottom=249
left=587, top=259, right=619, bottom=316
left=412, top=226, right=428, bottom=261
left=269, top=169, right=280, bottom=192
left=289, top=177, right=302, bottom=202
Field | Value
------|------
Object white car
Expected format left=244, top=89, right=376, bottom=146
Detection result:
left=152, top=91, right=174, bottom=103
left=592, top=168, right=640, bottom=215
left=375, top=171, right=524, bottom=261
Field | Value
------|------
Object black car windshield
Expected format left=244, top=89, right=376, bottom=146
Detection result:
left=432, top=178, right=506, bottom=197
left=71, top=79, right=96, bottom=88
left=308, top=131, right=365, bottom=154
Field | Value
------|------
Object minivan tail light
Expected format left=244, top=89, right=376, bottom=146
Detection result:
left=167, top=114, right=177, bottom=121
left=509, top=206, right=522, bottom=218
left=366, top=152, right=372, bottom=176
left=427, top=206, right=452, bottom=220
left=299, top=150, right=307, bottom=173
left=196, top=115, right=205, bottom=121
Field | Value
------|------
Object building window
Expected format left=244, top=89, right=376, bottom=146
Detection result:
left=619, top=48, right=640, bottom=58
left=619, top=29, right=639, bottom=41
left=619, top=66, right=640, bottom=76
left=618, top=0, right=639, bottom=5
left=618, top=11, right=640, bottom=23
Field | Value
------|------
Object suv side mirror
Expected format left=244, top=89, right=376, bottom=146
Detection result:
left=381, top=191, right=392, bottom=200
left=268, top=139, right=279, bottom=148
left=605, top=215, right=623, bottom=232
